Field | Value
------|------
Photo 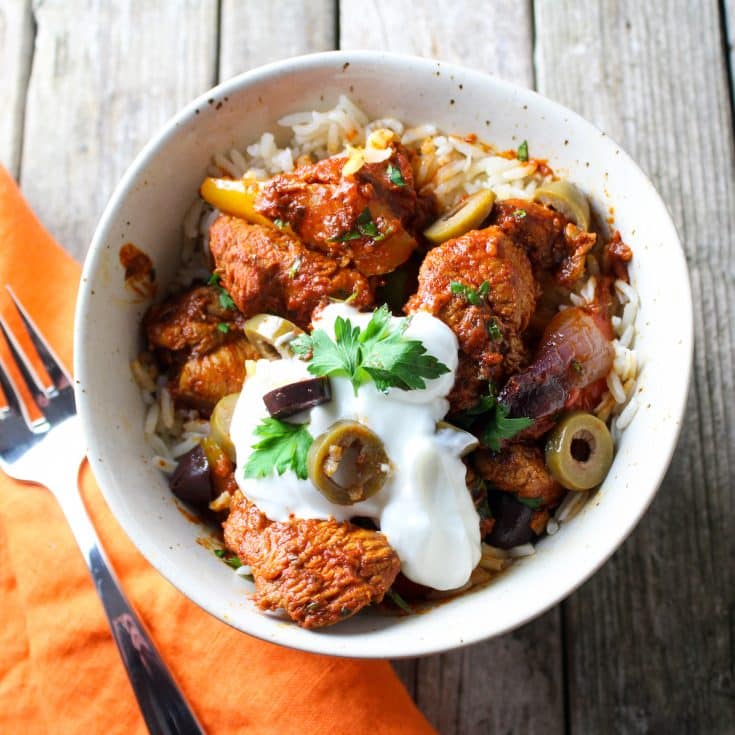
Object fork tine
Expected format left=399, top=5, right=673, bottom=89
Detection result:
left=5, top=286, right=71, bottom=388
left=0, top=289, right=56, bottom=396
left=0, top=324, right=49, bottom=432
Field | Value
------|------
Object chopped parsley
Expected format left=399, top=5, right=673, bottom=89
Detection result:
left=386, top=588, right=414, bottom=614
left=243, top=417, right=314, bottom=480
left=517, top=140, right=529, bottom=161
left=453, top=385, right=533, bottom=449
left=273, top=218, right=287, bottom=229
left=214, top=549, right=226, bottom=558
left=288, top=256, right=302, bottom=279
left=487, top=318, right=502, bottom=341
left=214, top=548, right=247, bottom=572
left=217, top=322, right=230, bottom=334
left=513, top=209, right=527, bottom=219
left=386, top=163, right=406, bottom=187
left=515, top=495, right=543, bottom=511
left=331, top=207, right=386, bottom=242
left=208, top=272, right=236, bottom=310
left=450, top=280, right=490, bottom=306
left=571, top=359, right=583, bottom=375
left=291, top=304, right=450, bottom=395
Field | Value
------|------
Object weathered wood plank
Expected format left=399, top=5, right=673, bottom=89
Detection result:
left=340, top=3, right=564, bottom=733
left=0, top=0, right=33, bottom=176
left=339, top=0, right=534, bottom=87
left=535, top=1, right=735, bottom=732
left=19, top=0, right=219, bottom=261
left=219, top=0, right=336, bottom=82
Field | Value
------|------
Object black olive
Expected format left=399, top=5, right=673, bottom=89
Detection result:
left=262, top=377, right=331, bottom=418
left=484, top=491, right=535, bottom=549
left=169, top=444, right=213, bottom=507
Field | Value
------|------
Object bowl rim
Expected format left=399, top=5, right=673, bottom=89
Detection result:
left=74, top=49, right=693, bottom=658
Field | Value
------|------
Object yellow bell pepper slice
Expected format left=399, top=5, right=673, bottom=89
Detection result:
left=199, top=177, right=272, bottom=227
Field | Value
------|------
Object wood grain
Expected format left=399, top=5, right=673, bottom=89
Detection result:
left=339, top=0, right=534, bottom=86
left=219, top=0, right=336, bottom=82
left=0, top=0, right=33, bottom=176
left=18, top=0, right=218, bottom=261
left=536, top=1, right=735, bottom=732
left=341, top=3, right=565, bottom=733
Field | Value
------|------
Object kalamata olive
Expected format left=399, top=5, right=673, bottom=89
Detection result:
left=209, top=393, right=239, bottom=461
left=484, top=492, right=535, bottom=549
left=243, top=314, right=304, bottom=359
left=545, top=411, right=614, bottom=490
left=532, top=180, right=591, bottom=231
left=169, top=444, right=213, bottom=507
left=423, top=189, right=496, bottom=244
left=307, top=420, right=391, bottom=505
left=263, top=377, right=331, bottom=419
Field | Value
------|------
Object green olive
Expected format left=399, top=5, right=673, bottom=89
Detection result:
left=307, top=420, right=391, bottom=505
left=533, top=180, right=591, bottom=232
left=545, top=411, right=614, bottom=491
left=209, top=393, right=239, bottom=461
left=424, top=189, right=496, bottom=244
left=243, top=314, right=304, bottom=359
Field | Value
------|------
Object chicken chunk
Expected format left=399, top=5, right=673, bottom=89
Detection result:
left=405, top=226, right=537, bottom=411
left=474, top=444, right=564, bottom=508
left=254, top=146, right=429, bottom=276
left=492, top=199, right=596, bottom=287
left=209, top=216, right=373, bottom=328
left=144, top=285, right=242, bottom=358
left=223, top=491, right=400, bottom=628
left=144, top=284, right=257, bottom=411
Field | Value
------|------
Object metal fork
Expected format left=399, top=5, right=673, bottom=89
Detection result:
left=0, top=287, right=204, bottom=735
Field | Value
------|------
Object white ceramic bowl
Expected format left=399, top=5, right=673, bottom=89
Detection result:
left=75, top=51, right=692, bottom=658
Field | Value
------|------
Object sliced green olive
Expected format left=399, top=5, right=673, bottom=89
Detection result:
left=243, top=314, right=304, bottom=359
left=533, top=180, right=591, bottom=232
left=423, top=189, right=496, bottom=244
left=209, top=393, right=239, bottom=461
left=545, top=411, right=613, bottom=491
left=307, top=420, right=391, bottom=505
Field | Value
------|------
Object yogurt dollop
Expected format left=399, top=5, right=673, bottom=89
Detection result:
left=229, top=304, right=481, bottom=590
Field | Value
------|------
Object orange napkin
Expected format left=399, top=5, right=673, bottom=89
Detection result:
left=0, top=166, right=435, bottom=735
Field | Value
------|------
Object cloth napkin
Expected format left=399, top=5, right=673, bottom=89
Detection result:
left=0, top=166, right=435, bottom=735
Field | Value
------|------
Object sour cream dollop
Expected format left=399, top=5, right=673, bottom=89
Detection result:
left=229, top=304, right=481, bottom=590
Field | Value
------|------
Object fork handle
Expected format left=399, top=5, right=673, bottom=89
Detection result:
left=56, top=487, right=205, bottom=735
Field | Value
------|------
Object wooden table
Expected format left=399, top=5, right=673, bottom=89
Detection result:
left=2, top=1, right=732, bottom=732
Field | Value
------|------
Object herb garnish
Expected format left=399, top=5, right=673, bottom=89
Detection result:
left=331, top=207, right=386, bottom=242
left=386, top=163, right=406, bottom=187
left=571, top=359, right=583, bottom=375
left=513, top=209, right=527, bottom=219
left=454, top=385, right=533, bottom=449
left=288, top=256, right=302, bottom=279
left=487, top=318, right=502, bottom=341
left=515, top=495, right=543, bottom=511
left=291, top=304, right=450, bottom=395
left=273, top=218, right=287, bottom=229
left=217, top=322, right=230, bottom=334
left=243, top=417, right=314, bottom=480
left=214, top=548, right=247, bottom=572
left=208, top=272, right=236, bottom=310
left=386, top=588, right=414, bottom=614
left=517, top=140, right=529, bottom=161
left=450, top=280, right=490, bottom=306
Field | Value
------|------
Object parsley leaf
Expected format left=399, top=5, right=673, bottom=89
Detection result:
left=386, top=163, right=406, bottom=187
left=214, top=549, right=226, bottom=558
left=294, top=305, right=450, bottom=395
left=450, top=280, right=491, bottom=306
left=225, top=556, right=243, bottom=569
left=386, top=588, right=414, bottom=614
left=216, top=322, right=230, bottom=334
left=571, top=359, right=583, bottom=375
left=243, top=418, right=314, bottom=480
left=331, top=207, right=386, bottom=242
left=482, top=402, right=534, bottom=451
left=487, top=318, right=502, bottom=341
left=517, top=140, right=529, bottom=161
left=515, top=495, right=543, bottom=510
left=288, top=256, right=301, bottom=279
left=513, top=209, right=527, bottom=219
left=208, top=272, right=236, bottom=310
left=273, top=218, right=287, bottom=229
left=207, top=273, right=221, bottom=286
